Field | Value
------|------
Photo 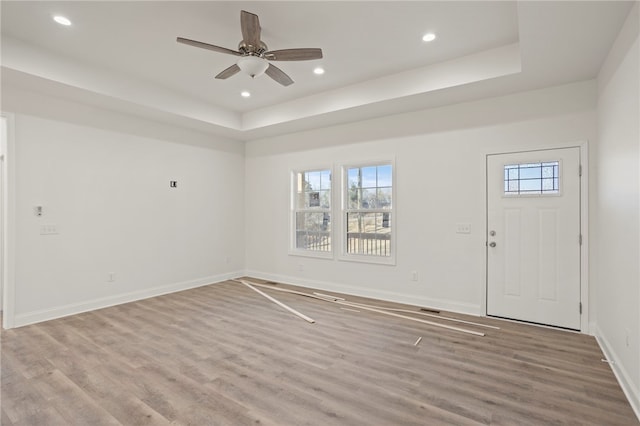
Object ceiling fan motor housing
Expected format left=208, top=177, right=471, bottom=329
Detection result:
left=238, top=40, right=268, bottom=56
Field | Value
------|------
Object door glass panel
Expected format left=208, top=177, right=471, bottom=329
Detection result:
left=504, top=161, right=559, bottom=195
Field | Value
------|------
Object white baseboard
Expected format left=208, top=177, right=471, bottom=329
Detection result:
left=594, top=324, right=640, bottom=422
left=12, top=271, right=244, bottom=328
left=244, top=270, right=482, bottom=317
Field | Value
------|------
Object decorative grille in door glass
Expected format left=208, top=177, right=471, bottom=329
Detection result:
left=504, top=161, right=559, bottom=195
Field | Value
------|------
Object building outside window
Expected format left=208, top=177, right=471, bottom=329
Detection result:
left=291, top=169, right=332, bottom=255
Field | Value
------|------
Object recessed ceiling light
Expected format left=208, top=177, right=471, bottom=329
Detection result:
left=422, top=33, right=436, bottom=42
left=53, top=15, right=72, bottom=26
left=241, top=91, right=251, bottom=98
left=313, top=67, right=325, bottom=75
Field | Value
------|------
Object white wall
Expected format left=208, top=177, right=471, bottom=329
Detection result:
left=595, top=4, right=640, bottom=416
left=245, top=80, right=597, bottom=315
left=4, top=89, right=245, bottom=326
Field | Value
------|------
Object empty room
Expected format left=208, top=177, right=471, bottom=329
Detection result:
left=1, top=1, right=639, bottom=424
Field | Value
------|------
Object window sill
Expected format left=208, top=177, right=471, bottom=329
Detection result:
left=288, top=250, right=334, bottom=260
left=338, top=253, right=396, bottom=266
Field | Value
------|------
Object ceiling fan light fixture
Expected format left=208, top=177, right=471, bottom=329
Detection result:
left=237, top=56, right=269, bottom=78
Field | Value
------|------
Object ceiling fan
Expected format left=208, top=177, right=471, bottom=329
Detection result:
left=177, top=10, right=323, bottom=87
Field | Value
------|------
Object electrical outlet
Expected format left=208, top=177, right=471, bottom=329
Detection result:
left=107, top=272, right=116, bottom=282
left=411, top=271, right=418, bottom=281
left=625, top=329, right=630, bottom=348
left=297, top=263, right=304, bottom=272
left=224, top=256, right=230, bottom=264
left=456, top=223, right=471, bottom=234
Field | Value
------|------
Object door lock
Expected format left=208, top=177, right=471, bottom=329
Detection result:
left=489, top=242, right=497, bottom=247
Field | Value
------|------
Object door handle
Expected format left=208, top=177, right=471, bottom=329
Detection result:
left=489, top=242, right=497, bottom=247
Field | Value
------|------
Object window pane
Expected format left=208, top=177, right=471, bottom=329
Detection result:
left=542, top=178, right=554, bottom=191
left=377, top=165, right=392, bottom=187
left=319, top=189, right=331, bottom=208
left=542, top=166, right=554, bottom=178
left=306, top=171, right=321, bottom=191
left=377, top=187, right=392, bottom=209
left=361, top=166, right=377, bottom=188
left=296, top=212, right=330, bottom=252
left=381, top=212, right=391, bottom=230
left=308, top=192, right=320, bottom=207
left=508, top=168, right=519, bottom=180
left=520, top=179, right=541, bottom=192
left=347, top=168, right=359, bottom=188
left=296, top=212, right=324, bottom=231
left=520, top=166, right=541, bottom=180
left=320, top=170, right=331, bottom=190
left=361, top=212, right=376, bottom=233
left=346, top=212, right=391, bottom=256
left=348, top=188, right=360, bottom=209
left=361, top=188, right=374, bottom=208
left=295, top=169, right=332, bottom=209
left=347, top=212, right=360, bottom=233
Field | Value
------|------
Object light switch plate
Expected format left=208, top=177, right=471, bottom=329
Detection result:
left=456, top=223, right=471, bottom=234
left=40, top=225, right=59, bottom=235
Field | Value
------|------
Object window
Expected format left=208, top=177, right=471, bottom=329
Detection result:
left=343, top=163, right=394, bottom=262
left=291, top=169, right=332, bottom=255
left=504, top=161, right=559, bottom=195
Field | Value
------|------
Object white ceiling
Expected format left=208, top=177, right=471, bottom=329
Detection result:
left=0, top=1, right=634, bottom=142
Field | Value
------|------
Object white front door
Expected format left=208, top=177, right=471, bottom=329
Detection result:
left=486, top=148, right=581, bottom=330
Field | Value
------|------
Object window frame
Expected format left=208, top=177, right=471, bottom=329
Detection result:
left=289, top=166, right=334, bottom=259
left=339, top=159, right=396, bottom=265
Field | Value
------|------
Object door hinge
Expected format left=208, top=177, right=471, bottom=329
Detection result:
left=579, top=234, right=583, bottom=245
left=579, top=165, right=583, bottom=177
left=579, top=302, right=582, bottom=314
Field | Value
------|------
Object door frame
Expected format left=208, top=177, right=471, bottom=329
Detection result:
left=1, top=112, right=16, bottom=329
left=484, top=141, right=589, bottom=333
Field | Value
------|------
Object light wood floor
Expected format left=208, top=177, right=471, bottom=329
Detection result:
left=1, top=279, right=638, bottom=425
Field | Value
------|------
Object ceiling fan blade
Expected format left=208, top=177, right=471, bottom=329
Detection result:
left=264, top=48, right=323, bottom=61
left=240, top=10, right=261, bottom=49
left=215, top=64, right=241, bottom=80
left=265, top=63, right=294, bottom=86
left=177, top=37, right=241, bottom=56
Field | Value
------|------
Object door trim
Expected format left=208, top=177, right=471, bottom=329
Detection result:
left=1, top=112, right=16, bottom=329
left=484, top=141, right=589, bottom=333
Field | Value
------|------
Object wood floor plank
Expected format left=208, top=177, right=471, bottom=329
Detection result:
left=1, top=279, right=638, bottom=425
